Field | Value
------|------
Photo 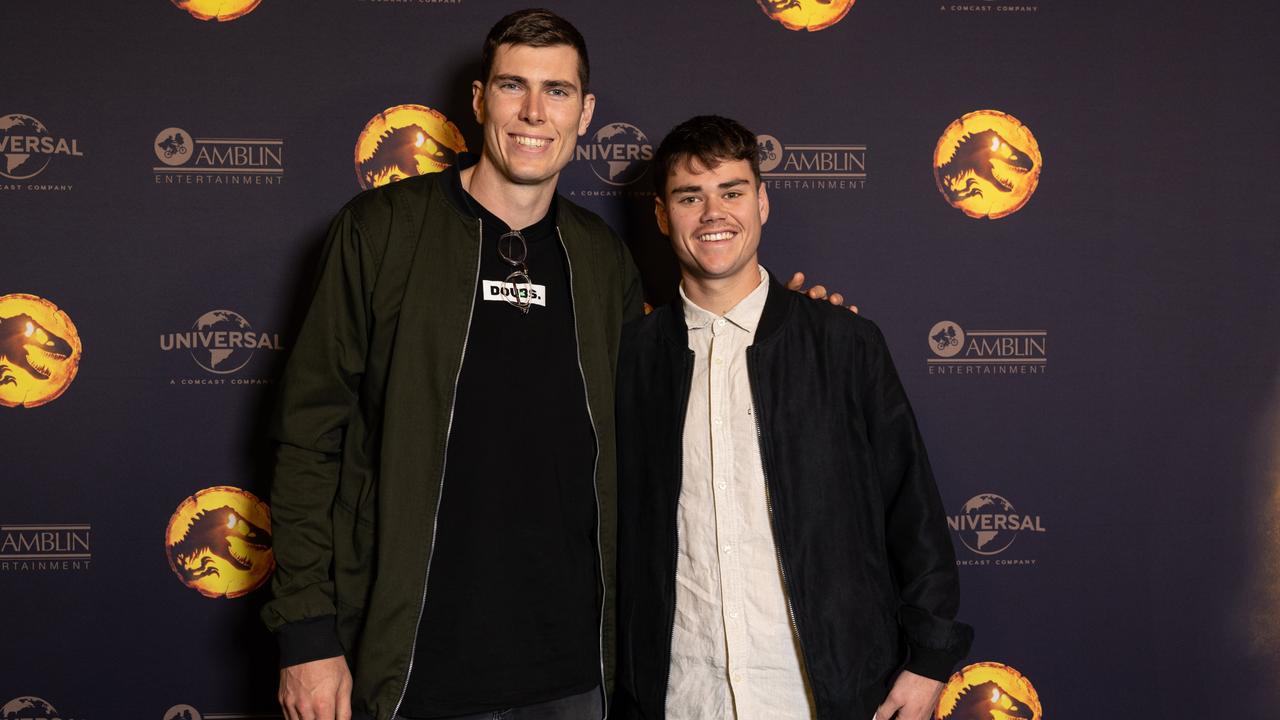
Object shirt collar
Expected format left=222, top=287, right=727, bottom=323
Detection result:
left=680, top=265, right=770, bottom=333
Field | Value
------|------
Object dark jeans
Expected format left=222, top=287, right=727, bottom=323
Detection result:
left=394, top=686, right=603, bottom=720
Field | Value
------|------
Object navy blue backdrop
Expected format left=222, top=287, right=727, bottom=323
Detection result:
left=3, top=1, right=1278, bottom=718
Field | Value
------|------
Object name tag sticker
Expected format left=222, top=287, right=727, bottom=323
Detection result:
left=481, top=279, right=548, bottom=307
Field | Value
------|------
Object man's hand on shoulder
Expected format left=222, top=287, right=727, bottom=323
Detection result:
left=787, top=271, right=859, bottom=314
left=874, top=669, right=945, bottom=720
left=279, top=655, right=352, bottom=720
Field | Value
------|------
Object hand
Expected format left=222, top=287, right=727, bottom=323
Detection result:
left=279, top=655, right=353, bottom=720
left=786, top=271, right=859, bottom=313
left=874, top=669, right=945, bottom=720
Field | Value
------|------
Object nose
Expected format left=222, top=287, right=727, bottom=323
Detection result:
left=700, top=195, right=725, bottom=224
left=521, top=91, right=545, bottom=125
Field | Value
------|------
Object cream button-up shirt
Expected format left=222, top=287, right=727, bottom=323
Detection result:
left=666, top=266, right=815, bottom=720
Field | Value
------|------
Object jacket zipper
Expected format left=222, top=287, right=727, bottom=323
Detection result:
left=747, top=353, right=817, bottom=716
left=662, top=349, right=695, bottom=711
left=558, top=229, right=609, bottom=720
left=390, top=218, right=484, bottom=720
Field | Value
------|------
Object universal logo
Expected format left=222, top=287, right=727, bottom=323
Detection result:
left=153, top=127, right=284, bottom=186
left=935, top=662, right=1042, bottom=720
left=1, top=697, right=86, bottom=720
left=1, top=523, right=90, bottom=572
left=164, top=706, right=281, bottom=720
left=570, top=122, right=654, bottom=198
left=940, top=0, right=1040, bottom=15
left=0, top=113, right=82, bottom=192
left=755, top=133, right=865, bottom=191
left=159, top=310, right=284, bottom=385
left=948, top=492, right=1045, bottom=566
left=927, top=320, right=1046, bottom=375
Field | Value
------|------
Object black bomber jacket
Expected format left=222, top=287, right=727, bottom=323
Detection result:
left=262, top=170, right=643, bottom=720
left=614, top=279, right=973, bottom=720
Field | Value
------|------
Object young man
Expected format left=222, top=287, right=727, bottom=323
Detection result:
left=615, top=116, right=973, bottom=720
left=264, top=10, right=640, bottom=720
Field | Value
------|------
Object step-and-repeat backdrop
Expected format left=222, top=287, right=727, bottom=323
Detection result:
left=4, top=1, right=1278, bottom=718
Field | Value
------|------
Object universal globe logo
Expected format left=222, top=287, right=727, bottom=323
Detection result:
left=576, top=122, right=653, bottom=186
left=159, top=310, right=283, bottom=376
left=0, top=114, right=83, bottom=181
left=948, top=493, right=1046, bottom=556
left=1, top=696, right=84, bottom=720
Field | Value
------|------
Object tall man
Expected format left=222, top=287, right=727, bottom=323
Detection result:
left=615, top=116, right=973, bottom=720
left=263, top=10, right=640, bottom=720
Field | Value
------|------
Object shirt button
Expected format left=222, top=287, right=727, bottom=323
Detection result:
left=716, top=318, right=727, bottom=327
left=731, top=673, right=744, bottom=683
left=722, top=544, right=732, bottom=554
left=713, top=417, right=722, bottom=425
left=714, top=357, right=723, bottom=365
left=728, top=610, right=739, bottom=619
left=717, top=482, right=727, bottom=490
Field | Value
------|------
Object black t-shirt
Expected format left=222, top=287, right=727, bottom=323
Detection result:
left=398, top=159, right=600, bottom=718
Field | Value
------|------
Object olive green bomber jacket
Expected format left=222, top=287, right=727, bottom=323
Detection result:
left=260, top=172, right=643, bottom=720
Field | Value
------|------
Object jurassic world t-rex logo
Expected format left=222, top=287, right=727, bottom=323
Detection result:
left=933, top=110, right=1042, bottom=219
left=0, top=294, right=82, bottom=409
left=354, top=104, right=468, bottom=190
left=754, top=0, right=855, bottom=31
left=934, top=661, right=1042, bottom=720
left=164, top=486, right=274, bottom=598
left=171, top=0, right=262, bottom=22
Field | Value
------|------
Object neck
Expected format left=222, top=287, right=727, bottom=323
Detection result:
left=681, top=264, right=762, bottom=316
left=461, top=155, right=557, bottom=230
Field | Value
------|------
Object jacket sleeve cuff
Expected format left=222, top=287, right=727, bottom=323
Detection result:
left=904, top=642, right=964, bottom=682
left=275, top=615, right=346, bottom=668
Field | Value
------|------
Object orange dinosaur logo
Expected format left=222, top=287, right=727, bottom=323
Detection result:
left=0, top=294, right=82, bottom=409
left=354, top=104, right=467, bottom=189
left=165, top=486, right=274, bottom=598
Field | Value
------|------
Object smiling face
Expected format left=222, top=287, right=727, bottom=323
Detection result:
left=656, top=156, right=769, bottom=293
left=472, top=43, right=595, bottom=190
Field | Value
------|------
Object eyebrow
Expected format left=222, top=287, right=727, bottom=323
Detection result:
left=492, top=74, right=579, bottom=93
left=670, top=178, right=750, bottom=195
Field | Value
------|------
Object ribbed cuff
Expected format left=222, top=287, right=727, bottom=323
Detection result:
left=276, top=615, right=346, bottom=668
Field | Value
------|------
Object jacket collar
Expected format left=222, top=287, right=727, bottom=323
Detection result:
left=660, top=275, right=794, bottom=348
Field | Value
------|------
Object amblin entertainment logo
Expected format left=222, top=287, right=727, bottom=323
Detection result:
left=153, top=126, right=283, bottom=185
left=927, top=320, right=1046, bottom=375
left=160, top=309, right=283, bottom=385
left=0, top=523, right=91, bottom=571
left=755, top=133, right=865, bottom=190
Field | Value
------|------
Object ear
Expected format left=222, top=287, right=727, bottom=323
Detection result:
left=578, top=92, right=596, bottom=136
left=654, top=196, right=670, bottom=236
left=757, top=181, right=770, bottom=226
left=471, top=79, right=485, bottom=124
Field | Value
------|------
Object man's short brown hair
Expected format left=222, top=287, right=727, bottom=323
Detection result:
left=481, top=8, right=591, bottom=93
left=652, top=115, right=761, bottom=197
